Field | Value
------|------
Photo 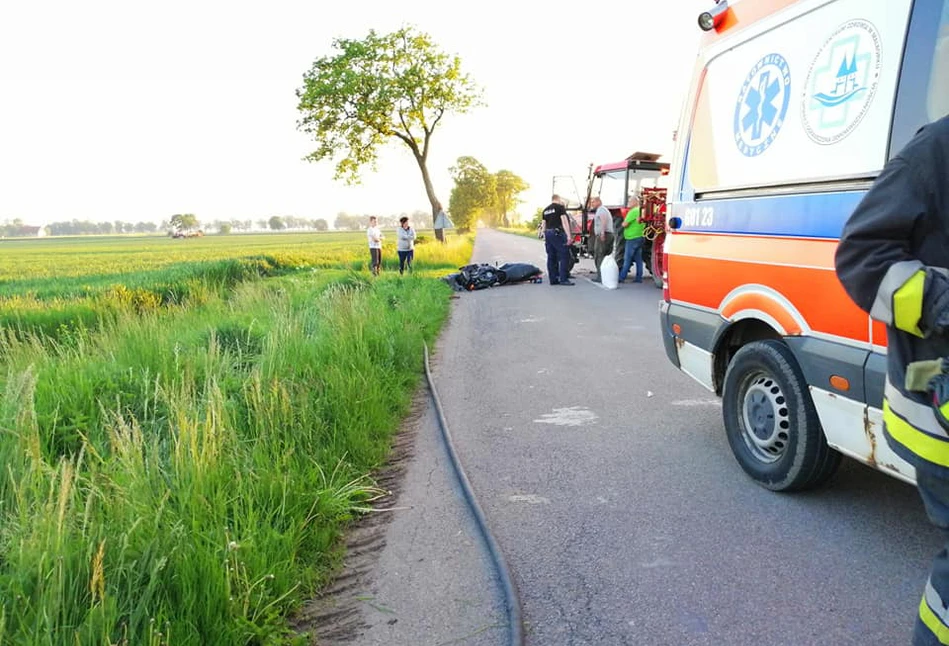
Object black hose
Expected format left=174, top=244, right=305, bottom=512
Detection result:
left=423, top=342, right=525, bottom=646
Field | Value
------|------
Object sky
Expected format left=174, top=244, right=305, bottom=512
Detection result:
left=0, top=0, right=708, bottom=228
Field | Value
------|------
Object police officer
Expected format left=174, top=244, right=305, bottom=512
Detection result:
left=836, top=114, right=949, bottom=646
left=541, top=194, right=574, bottom=286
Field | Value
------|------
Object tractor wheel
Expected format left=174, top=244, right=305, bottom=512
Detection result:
left=649, top=233, right=665, bottom=289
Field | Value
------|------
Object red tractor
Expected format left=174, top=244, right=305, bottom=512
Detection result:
left=554, top=151, right=669, bottom=288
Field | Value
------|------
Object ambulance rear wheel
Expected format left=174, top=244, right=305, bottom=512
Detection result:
left=722, top=340, right=841, bottom=492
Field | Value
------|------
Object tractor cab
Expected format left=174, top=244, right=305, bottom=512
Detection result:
left=582, top=152, right=669, bottom=253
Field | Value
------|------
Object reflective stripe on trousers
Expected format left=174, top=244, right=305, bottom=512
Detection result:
left=920, top=579, right=949, bottom=644
left=914, top=471, right=949, bottom=645
left=885, top=377, right=949, bottom=469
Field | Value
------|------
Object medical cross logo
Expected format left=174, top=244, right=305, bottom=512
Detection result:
left=733, top=53, right=791, bottom=157
left=803, top=20, right=882, bottom=145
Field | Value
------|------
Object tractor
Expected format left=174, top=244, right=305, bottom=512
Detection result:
left=553, top=151, right=669, bottom=288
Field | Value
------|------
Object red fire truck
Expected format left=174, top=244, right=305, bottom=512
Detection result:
left=554, top=152, right=670, bottom=287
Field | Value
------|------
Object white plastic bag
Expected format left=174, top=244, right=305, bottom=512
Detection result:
left=600, top=255, right=619, bottom=290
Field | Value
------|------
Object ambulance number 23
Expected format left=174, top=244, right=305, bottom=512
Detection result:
left=682, top=206, right=714, bottom=228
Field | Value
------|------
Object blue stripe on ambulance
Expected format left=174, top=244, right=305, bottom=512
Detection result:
left=671, top=190, right=867, bottom=239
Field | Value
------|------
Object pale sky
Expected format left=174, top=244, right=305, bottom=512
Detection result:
left=0, top=1, right=706, bottom=227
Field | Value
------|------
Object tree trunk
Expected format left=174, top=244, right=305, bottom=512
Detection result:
left=411, top=152, right=439, bottom=224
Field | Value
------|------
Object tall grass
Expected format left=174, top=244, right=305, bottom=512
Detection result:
left=0, top=234, right=472, bottom=644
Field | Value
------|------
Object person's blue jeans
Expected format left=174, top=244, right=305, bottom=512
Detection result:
left=398, top=250, right=414, bottom=274
left=544, top=229, right=570, bottom=284
left=619, top=237, right=644, bottom=282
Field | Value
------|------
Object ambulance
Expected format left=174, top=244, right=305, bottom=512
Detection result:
left=660, top=0, right=949, bottom=491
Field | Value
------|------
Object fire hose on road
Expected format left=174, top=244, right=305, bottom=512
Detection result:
left=423, top=342, right=525, bottom=646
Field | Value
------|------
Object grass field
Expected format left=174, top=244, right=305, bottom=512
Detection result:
left=496, top=225, right=540, bottom=240
left=0, top=231, right=467, bottom=339
left=0, top=230, right=473, bottom=645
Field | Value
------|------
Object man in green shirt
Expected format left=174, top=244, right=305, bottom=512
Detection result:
left=618, top=196, right=645, bottom=283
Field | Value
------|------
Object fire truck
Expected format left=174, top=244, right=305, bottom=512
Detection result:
left=554, top=152, right=670, bottom=287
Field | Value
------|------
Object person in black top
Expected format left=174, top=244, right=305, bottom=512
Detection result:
left=541, top=194, right=574, bottom=286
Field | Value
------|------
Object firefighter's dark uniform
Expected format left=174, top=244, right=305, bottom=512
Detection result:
left=836, top=114, right=949, bottom=646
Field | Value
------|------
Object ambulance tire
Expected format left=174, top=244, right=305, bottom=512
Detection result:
left=722, top=340, right=842, bottom=492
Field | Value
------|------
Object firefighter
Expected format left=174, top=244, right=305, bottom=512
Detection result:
left=835, top=113, right=949, bottom=646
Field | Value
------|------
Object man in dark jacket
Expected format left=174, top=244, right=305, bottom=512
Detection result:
left=836, top=114, right=949, bottom=646
left=541, top=195, right=574, bottom=286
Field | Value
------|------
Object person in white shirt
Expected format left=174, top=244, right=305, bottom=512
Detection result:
left=397, top=216, right=416, bottom=274
left=591, top=197, right=615, bottom=283
left=366, top=216, right=383, bottom=276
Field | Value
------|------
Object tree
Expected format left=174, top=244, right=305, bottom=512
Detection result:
left=170, top=213, right=199, bottom=231
left=218, top=223, right=232, bottom=235
left=268, top=216, right=286, bottom=231
left=529, top=207, right=544, bottom=230
left=334, top=212, right=362, bottom=231
left=493, top=170, right=529, bottom=227
left=296, top=25, right=483, bottom=226
left=448, top=156, right=496, bottom=231
left=313, top=218, right=328, bottom=231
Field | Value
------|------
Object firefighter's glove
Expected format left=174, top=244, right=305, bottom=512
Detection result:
left=922, top=273, right=949, bottom=336
left=906, top=358, right=949, bottom=433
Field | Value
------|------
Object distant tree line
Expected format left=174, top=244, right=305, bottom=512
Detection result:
left=2, top=212, right=417, bottom=238
left=258, top=215, right=329, bottom=232
left=1, top=219, right=44, bottom=237
left=333, top=211, right=430, bottom=231
left=448, top=158, right=529, bottom=230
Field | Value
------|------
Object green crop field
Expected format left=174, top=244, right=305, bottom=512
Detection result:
left=0, top=230, right=473, bottom=645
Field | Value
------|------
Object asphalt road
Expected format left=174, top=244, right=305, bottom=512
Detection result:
left=427, top=228, right=944, bottom=646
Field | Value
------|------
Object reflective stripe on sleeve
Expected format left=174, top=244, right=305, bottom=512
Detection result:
left=870, top=260, right=926, bottom=337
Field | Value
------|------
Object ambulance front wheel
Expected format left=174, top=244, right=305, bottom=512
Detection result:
left=722, top=339, right=842, bottom=492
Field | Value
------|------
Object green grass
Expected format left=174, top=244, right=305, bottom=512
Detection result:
left=495, top=225, right=540, bottom=240
left=0, top=231, right=473, bottom=341
left=0, top=232, right=473, bottom=645
left=0, top=230, right=465, bottom=286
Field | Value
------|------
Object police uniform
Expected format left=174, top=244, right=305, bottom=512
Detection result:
left=542, top=201, right=572, bottom=285
left=836, top=114, right=949, bottom=646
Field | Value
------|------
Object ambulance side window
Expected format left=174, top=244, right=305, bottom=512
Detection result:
left=890, top=0, right=949, bottom=154
left=927, top=1, right=949, bottom=120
